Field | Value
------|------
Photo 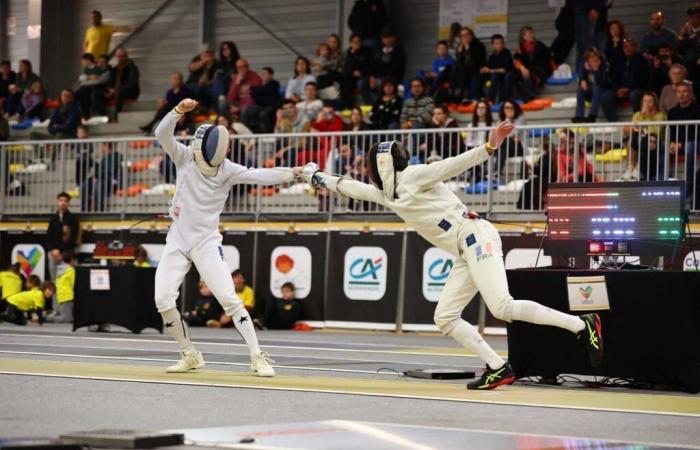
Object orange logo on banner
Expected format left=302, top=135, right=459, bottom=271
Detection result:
left=275, top=254, right=294, bottom=274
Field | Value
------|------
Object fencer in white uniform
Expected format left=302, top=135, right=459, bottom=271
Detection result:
left=154, top=99, right=298, bottom=376
left=301, top=122, right=604, bottom=389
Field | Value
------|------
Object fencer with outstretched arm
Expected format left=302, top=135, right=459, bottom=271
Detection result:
left=301, top=122, right=603, bottom=389
left=154, top=98, right=302, bottom=376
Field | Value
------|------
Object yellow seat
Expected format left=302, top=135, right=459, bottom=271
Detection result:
left=9, top=163, right=25, bottom=174
left=595, top=148, right=627, bottom=163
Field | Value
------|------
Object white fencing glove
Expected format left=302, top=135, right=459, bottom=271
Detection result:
left=301, top=162, right=320, bottom=183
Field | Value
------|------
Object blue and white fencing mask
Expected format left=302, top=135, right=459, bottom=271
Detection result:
left=192, top=124, right=229, bottom=176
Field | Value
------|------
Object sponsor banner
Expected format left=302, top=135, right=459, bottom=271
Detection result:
left=422, top=247, right=455, bottom=302
left=270, top=246, right=312, bottom=299
left=683, top=252, right=700, bottom=272
left=567, top=276, right=610, bottom=311
left=11, top=243, right=46, bottom=280
left=343, top=246, right=388, bottom=301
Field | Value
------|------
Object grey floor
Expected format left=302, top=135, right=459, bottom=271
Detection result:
left=1, top=323, right=699, bottom=448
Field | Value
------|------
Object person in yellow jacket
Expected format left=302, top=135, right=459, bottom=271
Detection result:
left=209, top=270, right=256, bottom=328
left=0, top=263, right=24, bottom=312
left=1, top=275, right=55, bottom=326
left=46, top=251, right=76, bottom=323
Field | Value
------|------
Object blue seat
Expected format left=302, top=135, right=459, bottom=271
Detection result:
left=465, top=179, right=500, bottom=194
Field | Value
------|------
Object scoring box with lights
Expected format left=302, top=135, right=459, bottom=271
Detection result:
left=544, top=181, right=685, bottom=256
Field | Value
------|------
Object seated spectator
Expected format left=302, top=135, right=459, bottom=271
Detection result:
left=348, top=0, right=388, bottom=50
left=134, top=246, right=151, bottom=268
left=249, top=66, right=282, bottom=133
left=627, top=91, right=666, bottom=181
left=296, top=81, right=324, bottom=123
left=668, top=81, right=700, bottom=194
left=0, top=263, right=23, bottom=312
left=512, top=26, right=553, bottom=101
left=341, top=107, right=371, bottom=165
left=497, top=100, right=525, bottom=178
left=312, top=43, right=340, bottom=98
left=500, top=99, right=525, bottom=125
left=94, top=47, right=139, bottom=122
left=450, top=26, right=487, bottom=102
left=29, top=89, right=80, bottom=140
left=676, top=4, right=700, bottom=96
left=340, top=33, right=373, bottom=107
left=75, top=126, right=95, bottom=210
left=227, top=58, right=262, bottom=128
left=363, top=29, right=406, bottom=101
left=216, top=114, right=250, bottom=166
left=0, top=60, right=17, bottom=103
left=348, top=107, right=369, bottom=131
left=482, top=34, right=514, bottom=104
left=285, top=56, right=316, bottom=103
left=4, top=59, right=40, bottom=117
left=45, top=251, right=76, bottom=323
left=557, top=129, right=600, bottom=182
left=74, top=53, right=103, bottom=118
left=215, top=270, right=255, bottom=328
left=400, top=78, right=433, bottom=129
left=140, top=72, right=191, bottom=133
left=448, top=22, right=463, bottom=58
left=254, top=282, right=302, bottom=330
left=660, top=64, right=689, bottom=113
left=81, top=142, right=123, bottom=211
left=518, top=136, right=557, bottom=210
left=82, top=54, right=113, bottom=118
left=21, top=80, right=44, bottom=120
left=309, top=103, right=345, bottom=168
left=650, top=43, right=683, bottom=94
left=574, top=47, right=612, bottom=123
left=186, top=47, right=217, bottom=108
left=326, top=34, right=345, bottom=70
left=0, top=276, right=55, bottom=326
left=183, top=280, right=222, bottom=327
left=212, top=41, right=240, bottom=106
left=370, top=78, right=402, bottom=129
left=424, top=40, right=454, bottom=94
left=274, top=100, right=311, bottom=166
left=604, top=20, right=626, bottom=68
left=418, top=105, right=462, bottom=161
left=84, top=10, right=134, bottom=58
left=602, top=38, right=649, bottom=120
left=640, top=11, right=677, bottom=57
left=466, top=99, right=493, bottom=148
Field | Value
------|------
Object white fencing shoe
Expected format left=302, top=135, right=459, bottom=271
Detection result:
left=166, top=351, right=205, bottom=373
left=251, top=351, right=275, bottom=377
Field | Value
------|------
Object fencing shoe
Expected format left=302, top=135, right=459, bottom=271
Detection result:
left=467, top=362, right=516, bottom=390
left=579, top=313, right=604, bottom=367
left=166, top=351, right=205, bottom=373
left=251, top=351, right=275, bottom=377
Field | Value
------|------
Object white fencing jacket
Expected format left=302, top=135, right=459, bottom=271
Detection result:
left=314, top=144, right=492, bottom=257
left=155, top=110, right=294, bottom=251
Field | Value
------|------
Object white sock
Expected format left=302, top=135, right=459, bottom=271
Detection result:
left=510, top=300, right=584, bottom=334
left=161, top=308, right=196, bottom=354
left=232, top=309, right=261, bottom=355
left=448, top=319, right=504, bottom=369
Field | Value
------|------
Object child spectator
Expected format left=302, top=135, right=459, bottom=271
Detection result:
left=212, top=270, right=254, bottom=328
left=512, top=26, right=553, bottom=102
left=573, top=47, right=612, bottom=123
left=482, top=34, right=514, bottom=104
left=46, top=251, right=76, bottom=323
left=0, top=263, right=24, bottom=312
left=183, top=280, right=222, bottom=327
left=285, top=56, right=316, bottom=103
left=370, top=78, right=402, bottom=129
left=0, top=276, right=55, bottom=326
left=21, top=80, right=44, bottom=120
left=424, top=40, right=454, bottom=93
left=254, top=282, right=302, bottom=330
left=134, top=246, right=151, bottom=268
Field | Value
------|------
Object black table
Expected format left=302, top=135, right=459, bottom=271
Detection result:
left=73, top=266, right=162, bottom=334
left=506, top=269, right=700, bottom=393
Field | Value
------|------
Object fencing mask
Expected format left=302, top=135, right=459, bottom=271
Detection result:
left=192, top=124, right=229, bottom=176
left=368, top=140, right=409, bottom=199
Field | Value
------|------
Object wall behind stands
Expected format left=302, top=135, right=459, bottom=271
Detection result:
left=4, top=0, right=30, bottom=66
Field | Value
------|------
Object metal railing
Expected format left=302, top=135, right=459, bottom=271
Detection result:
left=1, top=120, right=699, bottom=218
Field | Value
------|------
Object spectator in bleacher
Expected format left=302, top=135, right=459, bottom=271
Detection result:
left=327, top=34, right=344, bottom=66
left=312, top=43, right=340, bottom=100
left=450, top=26, right=486, bottom=103
left=4, top=59, right=40, bottom=117
left=84, top=10, right=134, bottom=58
left=227, top=58, right=262, bottom=128
left=296, top=81, right=324, bottom=123
left=668, top=81, right=700, bottom=193
left=550, top=0, right=575, bottom=66
left=512, top=26, right=553, bottom=102
left=183, top=280, right=222, bottom=327
left=186, top=47, right=217, bottom=108
left=21, top=80, right=44, bottom=120
left=85, top=55, right=113, bottom=118
left=75, top=126, right=95, bottom=210
left=483, top=34, right=514, bottom=104
left=216, top=114, right=254, bottom=166
left=573, top=47, right=611, bottom=123
left=400, top=78, right=433, bottom=129
left=660, top=64, right=689, bottom=113
left=466, top=99, right=493, bottom=149
left=650, top=43, right=683, bottom=95
left=0, top=60, right=16, bottom=103
left=574, top=0, right=606, bottom=75
left=447, top=23, right=462, bottom=58
left=274, top=99, right=311, bottom=167
left=677, top=3, right=700, bottom=95
left=602, top=38, right=649, bottom=120
left=364, top=29, right=406, bottom=101
left=286, top=56, right=316, bottom=103
left=424, top=40, right=454, bottom=95
left=99, top=47, right=139, bottom=122
left=84, top=142, right=123, bottom=211
left=29, top=89, right=80, bottom=141
left=499, top=99, right=525, bottom=125
left=248, top=66, right=281, bottom=133
left=349, top=107, right=369, bottom=132
left=497, top=100, right=525, bottom=178
left=418, top=105, right=462, bottom=161
left=557, top=129, right=600, bottom=182
left=310, top=103, right=345, bottom=168
left=254, top=281, right=302, bottom=330
left=348, top=0, right=389, bottom=50
left=370, top=78, right=402, bottom=130
left=0, top=276, right=55, bottom=326
left=139, top=72, right=191, bottom=134
left=75, top=53, right=107, bottom=119
left=46, top=192, right=79, bottom=296
left=640, top=11, right=678, bottom=57
left=627, top=91, right=666, bottom=181
left=212, top=41, right=240, bottom=107
left=604, top=20, right=626, bottom=68
left=340, top=34, right=373, bottom=108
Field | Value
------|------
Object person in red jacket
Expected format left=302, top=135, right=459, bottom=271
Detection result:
left=304, top=103, right=345, bottom=169
left=556, top=129, right=601, bottom=182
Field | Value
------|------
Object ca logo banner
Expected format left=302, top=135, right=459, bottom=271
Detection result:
left=343, top=246, right=387, bottom=301
left=422, top=247, right=455, bottom=302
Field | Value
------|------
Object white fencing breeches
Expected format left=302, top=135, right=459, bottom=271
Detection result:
left=155, top=237, right=245, bottom=317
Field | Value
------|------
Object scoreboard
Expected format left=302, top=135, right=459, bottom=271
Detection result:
left=544, top=181, right=685, bottom=256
